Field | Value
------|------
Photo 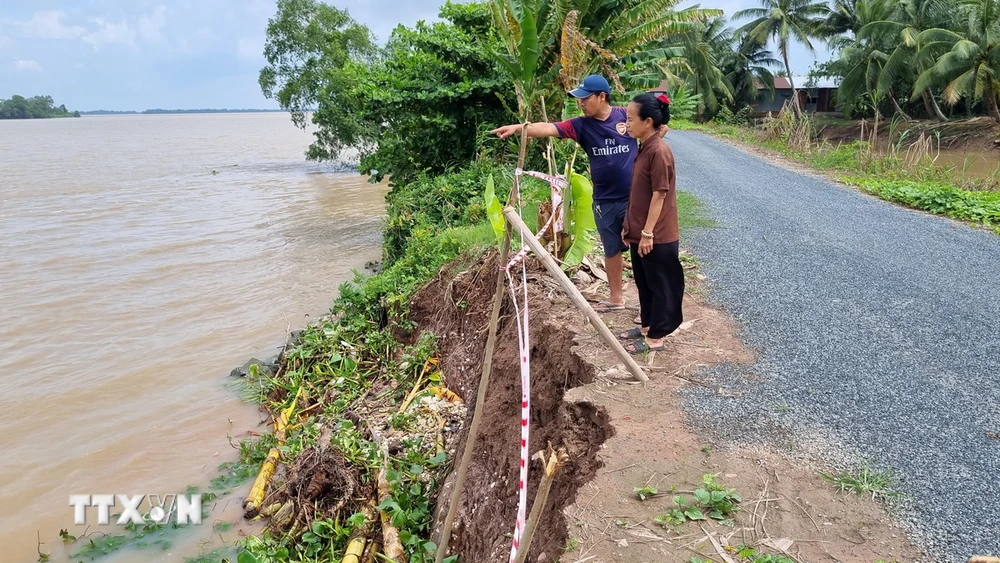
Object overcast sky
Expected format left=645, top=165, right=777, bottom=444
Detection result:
left=0, top=0, right=835, bottom=111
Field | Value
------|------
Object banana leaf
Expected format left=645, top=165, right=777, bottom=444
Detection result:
left=562, top=171, right=596, bottom=266
left=518, top=5, right=540, bottom=83
left=484, top=174, right=505, bottom=245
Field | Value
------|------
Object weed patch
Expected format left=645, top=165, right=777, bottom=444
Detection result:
left=819, top=464, right=903, bottom=502
left=654, top=474, right=742, bottom=528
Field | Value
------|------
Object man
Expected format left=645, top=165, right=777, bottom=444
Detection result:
left=491, top=74, right=653, bottom=312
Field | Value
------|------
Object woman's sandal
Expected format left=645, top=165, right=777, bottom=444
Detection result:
left=624, top=338, right=665, bottom=354
left=619, top=327, right=644, bottom=340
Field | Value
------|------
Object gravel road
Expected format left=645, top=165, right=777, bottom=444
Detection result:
left=670, top=130, right=1000, bottom=562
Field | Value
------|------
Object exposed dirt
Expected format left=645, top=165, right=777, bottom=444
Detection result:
left=407, top=247, right=929, bottom=562
left=410, top=251, right=615, bottom=563
left=815, top=117, right=1000, bottom=154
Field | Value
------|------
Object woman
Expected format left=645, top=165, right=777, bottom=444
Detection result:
left=620, top=92, right=684, bottom=354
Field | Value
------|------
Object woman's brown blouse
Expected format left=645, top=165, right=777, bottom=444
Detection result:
left=623, top=134, right=679, bottom=245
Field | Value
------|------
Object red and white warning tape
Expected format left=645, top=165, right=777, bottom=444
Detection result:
left=504, top=257, right=530, bottom=562
left=505, top=168, right=567, bottom=562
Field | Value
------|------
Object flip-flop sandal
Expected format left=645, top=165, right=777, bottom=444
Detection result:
left=593, top=300, right=625, bottom=312
left=633, top=314, right=642, bottom=325
left=624, top=338, right=665, bottom=354
left=619, top=327, right=644, bottom=340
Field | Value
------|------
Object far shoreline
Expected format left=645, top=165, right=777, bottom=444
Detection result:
left=79, top=109, right=289, bottom=116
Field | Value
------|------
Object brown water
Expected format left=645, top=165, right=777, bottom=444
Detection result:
left=934, top=148, right=1000, bottom=183
left=0, top=113, right=387, bottom=562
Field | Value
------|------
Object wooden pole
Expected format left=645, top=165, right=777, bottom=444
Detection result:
left=511, top=447, right=568, bottom=563
left=502, top=206, right=649, bottom=383
left=434, top=124, right=532, bottom=563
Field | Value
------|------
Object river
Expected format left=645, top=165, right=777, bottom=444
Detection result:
left=0, top=113, right=387, bottom=562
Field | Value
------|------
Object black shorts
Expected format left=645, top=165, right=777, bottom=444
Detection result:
left=593, top=199, right=629, bottom=258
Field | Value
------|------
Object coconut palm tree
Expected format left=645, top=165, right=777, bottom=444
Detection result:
left=676, top=18, right=735, bottom=117
left=913, top=0, right=1000, bottom=122
left=735, top=0, right=832, bottom=118
left=862, top=0, right=951, bottom=120
left=835, top=0, right=914, bottom=118
left=725, top=36, right=781, bottom=109
left=824, top=0, right=863, bottom=44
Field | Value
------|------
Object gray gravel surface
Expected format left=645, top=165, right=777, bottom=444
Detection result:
left=669, top=130, right=1000, bottom=562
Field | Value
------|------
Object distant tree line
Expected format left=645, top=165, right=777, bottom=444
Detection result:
left=142, top=108, right=287, bottom=114
left=81, top=108, right=288, bottom=115
left=0, top=95, right=80, bottom=119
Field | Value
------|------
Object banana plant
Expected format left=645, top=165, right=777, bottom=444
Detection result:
left=491, top=0, right=547, bottom=113
left=561, top=169, right=597, bottom=266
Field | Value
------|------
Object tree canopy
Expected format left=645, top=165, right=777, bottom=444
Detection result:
left=0, top=95, right=80, bottom=119
left=260, top=0, right=513, bottom=185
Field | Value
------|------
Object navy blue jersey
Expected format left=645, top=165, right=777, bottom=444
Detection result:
left=555, top=107, right=638, bottom=202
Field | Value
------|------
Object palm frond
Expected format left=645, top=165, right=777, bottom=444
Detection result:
left=858, top=20, right=905, bottom=42
left=974, top=62, right=993, bottom=99
left=596, top=0, right=681, bottom=39
left=943, top=67, right=976, bottom=103
left=877, top=45, right=915, bottom=98
left=607, top=18, right=696, bottom=53
left=733, top=8, right=771, bottom=20
left=916, top=27, right=965, bottom=44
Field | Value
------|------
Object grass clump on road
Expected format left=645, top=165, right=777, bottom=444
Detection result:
left=819, top=464, right=903, bottom=502
left=679, top=190, right=716, bottom=231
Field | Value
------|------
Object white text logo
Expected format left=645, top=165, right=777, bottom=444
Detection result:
left=68, top=494, right=203, bottom=525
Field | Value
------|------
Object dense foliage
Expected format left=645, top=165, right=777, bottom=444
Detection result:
left=260, top=0, right=513, bottom=185
left=0, top=95, right=79, bottom=119
left=828, top=0, right=1000, bottom=121
left=349, top=2, right=514, bottom=184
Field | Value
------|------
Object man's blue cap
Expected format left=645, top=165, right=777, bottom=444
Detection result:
left=568, top=74, right=611, bottom=98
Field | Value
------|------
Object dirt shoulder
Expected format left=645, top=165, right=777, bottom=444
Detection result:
left=411, top=249, right=927, bottom=562
left=555, top=266, right=926, bottom=563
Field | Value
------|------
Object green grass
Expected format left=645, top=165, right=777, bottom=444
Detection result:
left=678, top=190, right=715, bottom=231
left=819, top=464, right=903, bottom=502
left=844, top=177, right=1000, bottom=229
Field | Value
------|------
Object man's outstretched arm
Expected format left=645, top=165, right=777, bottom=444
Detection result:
left=490, top=122, right=561, bottom=140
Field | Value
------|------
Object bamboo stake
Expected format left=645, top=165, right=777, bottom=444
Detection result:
left=434, top=122, right=531, bottom=563
left=512, top=447, right=569, bottom=563
left=244, top=386, right=303, bottom=517
left=540, top=96, right=560, bottom=258
left=398, top=357, right=438, bottom=414
left=502, top=207, right=649, bottom=382
left=341, top=503, right=377, bottom=563
left=341, top=536, right=366, bottom=563
left=363, top=540, right=381, bottom=563
left=377, top=464, right=405, bottom=561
